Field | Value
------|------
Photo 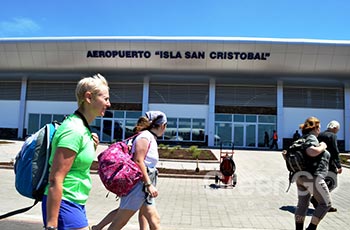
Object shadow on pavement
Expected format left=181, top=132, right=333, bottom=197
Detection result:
left=279, top=205, right=314, bottom=216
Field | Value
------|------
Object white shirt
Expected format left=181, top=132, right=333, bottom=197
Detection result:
left=131, top=130, right=158, bottom=168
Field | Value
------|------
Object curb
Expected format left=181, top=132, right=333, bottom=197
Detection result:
left=91, top=169, right=214, bottom=179
left=0, top=165, right=13, bottom=170
left=0, top=165, right=217, bottom=179
left=2, top=161, right=348, bottom=175
left=158, top=173, right=216, bottom=179
left=160, top=158, right=219, bottom=164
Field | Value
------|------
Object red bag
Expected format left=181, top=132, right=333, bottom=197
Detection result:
left=97, top=135, right=143, bottom=196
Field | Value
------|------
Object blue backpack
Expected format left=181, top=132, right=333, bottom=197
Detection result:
left=0, top=121, right=60, bottom=219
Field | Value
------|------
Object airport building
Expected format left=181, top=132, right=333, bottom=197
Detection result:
left=0, top=36, right=350, bottom=150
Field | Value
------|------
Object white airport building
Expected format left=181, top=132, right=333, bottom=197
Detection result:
left=0, top=36, right=350, bottom=150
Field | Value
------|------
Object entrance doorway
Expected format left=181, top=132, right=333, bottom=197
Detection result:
left=215, top=114, right=276, bottom=148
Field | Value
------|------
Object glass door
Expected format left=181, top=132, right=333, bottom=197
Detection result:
left=215, top=123, right=232, bottom=146
left=234, top=124, right=244, bottom=147
left=113, top=120, right=123, bottom=141
left=101, top=119, right=113, bottom=143
left=245, top=124, right=256, bottom=147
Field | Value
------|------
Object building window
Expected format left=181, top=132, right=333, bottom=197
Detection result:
left=284, top=87, right=344, bottom=109
left=92, top=110, right=142, bottom=143
left=27, top=113, right=65, bottom=135
left=216, top=85, right=277, bottom=107
left=149, top=83, right=209, bottom=104
left=28, top=111, right=206, bottom=144
left=109, top=83, right=143, bottom=103
left=27, top=81, right=76, bottom=101
left=163, top=117, right=206, bottom=142
left=215, top=113, right=276, bottom=148
left=0, top=81, right=21, bottom=100
left=215, top=114, right=232, bottom=122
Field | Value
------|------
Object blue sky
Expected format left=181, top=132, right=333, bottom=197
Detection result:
left=1, top=0, right=350, bottom=40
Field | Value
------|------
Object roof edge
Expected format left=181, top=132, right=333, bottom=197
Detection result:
left=1, top=36, right=350, bottom=45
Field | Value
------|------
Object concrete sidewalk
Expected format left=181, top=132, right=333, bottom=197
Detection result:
left=1, top=140, right=350, bottom=229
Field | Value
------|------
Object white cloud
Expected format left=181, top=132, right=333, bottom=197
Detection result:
left=0, top=17, right=40, bottom=36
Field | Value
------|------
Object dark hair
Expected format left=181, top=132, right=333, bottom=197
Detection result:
left=299, top=116, right=320, bottom=135
left=133, top=115, right=164, bottom=133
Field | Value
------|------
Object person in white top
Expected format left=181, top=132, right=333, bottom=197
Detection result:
left=106, top=111, right=167, bottom=230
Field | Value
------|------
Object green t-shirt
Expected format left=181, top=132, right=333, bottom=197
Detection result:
left=44, top=114, right=95, bottom=205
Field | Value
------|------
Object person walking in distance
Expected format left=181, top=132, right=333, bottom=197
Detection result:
left=293, top=130, right=301, bottom=141
left=294, top=117, right=331, bottom=230
left=270, top=130, right=278, bottom=149
left=311, top=120, right=342, bottom=212
left=264, top=131, right=270, bottom=147
left=42, top=74, right=111, bottom=230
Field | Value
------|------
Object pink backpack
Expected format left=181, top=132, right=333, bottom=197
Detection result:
left=98, top=134, right=144, bottom=196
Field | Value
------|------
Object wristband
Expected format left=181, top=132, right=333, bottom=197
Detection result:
left=44, top=227, right=58, bottom=230
left=144, top=181, right=152, bottom=187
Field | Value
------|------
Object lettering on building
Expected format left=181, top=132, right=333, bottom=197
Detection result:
left=87, top=50, right=270, bottom=61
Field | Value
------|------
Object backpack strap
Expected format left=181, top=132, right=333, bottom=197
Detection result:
left=129, top=131, right=152, bottom=156
left=125, top=132, right=141, bottom=142
left=74, top=110, right=92, bottom=132
left=0, top=199, right=39, bottom=220
left=285, top=172, right=293, bottom=193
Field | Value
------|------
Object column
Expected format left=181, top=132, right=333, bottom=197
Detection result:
left=344, top=84, right=350, bottom=151
left=17, top=76, right=27, bottom=139
left=277, top=80, right=284, bottom=149
left=208, top=78, right=216, bottom=147
left=142, top=76, right=150, bottom=114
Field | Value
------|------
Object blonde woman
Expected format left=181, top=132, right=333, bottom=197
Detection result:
left=42, top=74, right=110, bottom=230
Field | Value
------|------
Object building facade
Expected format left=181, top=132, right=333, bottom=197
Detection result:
left=0, top=37, right=349, bottom=150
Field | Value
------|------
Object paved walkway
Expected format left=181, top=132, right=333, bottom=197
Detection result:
left=1, top=140, right=350, bottom=229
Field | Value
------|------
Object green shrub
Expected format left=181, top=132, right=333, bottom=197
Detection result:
left=189, top=145, right=201, bottom=159
left=158, top=144, right=170, bottom=150
left=162, top=151, right=170, bottom=158
left=340, top=154, right=350, bottom=164
left=169, top=148, right=175, bottom=155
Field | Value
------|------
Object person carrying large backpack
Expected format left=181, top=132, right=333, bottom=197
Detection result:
left=105, top=111, right=167, bottom=230
left=42, top=74, right=111, bottom=230
left=294, top=117, right=331, bottom=230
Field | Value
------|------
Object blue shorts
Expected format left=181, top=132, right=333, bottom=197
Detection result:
left=42, top=195, right=88, bottom=230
